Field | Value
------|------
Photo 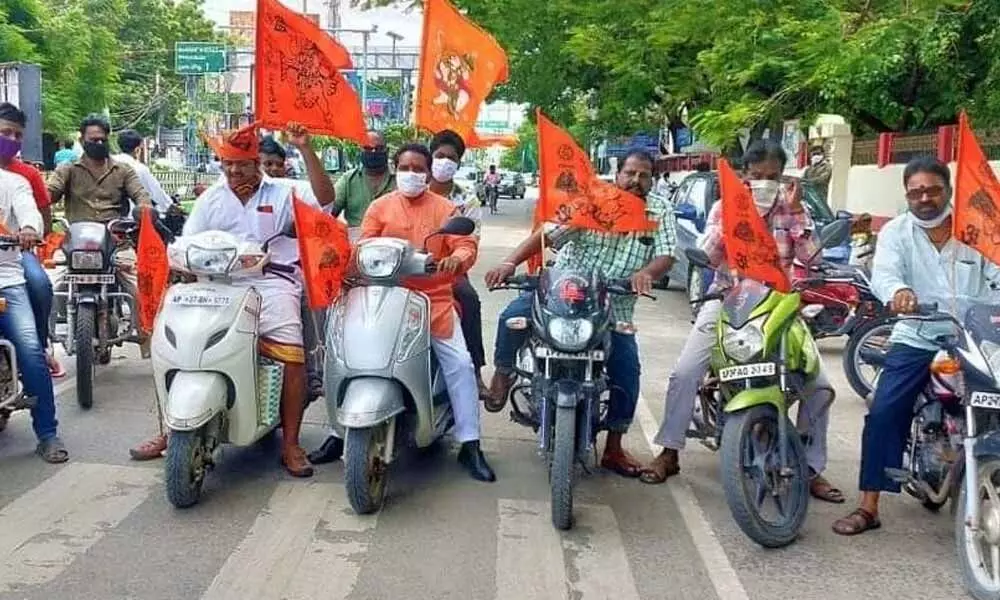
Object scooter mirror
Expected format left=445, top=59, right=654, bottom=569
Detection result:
left=685, top=248, right=712, bottom=269
left=437, top=216, right=476, bottom=236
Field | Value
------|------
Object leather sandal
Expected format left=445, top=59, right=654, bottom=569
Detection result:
left=810, top=473, right=846, bottom=504
left=639, top=449, right=681, bottom=484
left=281, top=445, right=315, bottom=478
left=601, top=450, right=643, bottom=478
left=832, top=508, right=881, bottom=536
left=129, top=434, right=167, bottom=461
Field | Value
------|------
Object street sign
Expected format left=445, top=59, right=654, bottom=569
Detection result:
left=175, top=42, right=226, bottom=75
left=476, top=120, right=509, bottom=131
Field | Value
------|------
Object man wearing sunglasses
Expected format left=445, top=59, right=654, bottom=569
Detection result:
left=833, top=156, right=1000, bottom=536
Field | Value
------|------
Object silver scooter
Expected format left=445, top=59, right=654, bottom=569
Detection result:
left=324, top=217, right=476, bottom=515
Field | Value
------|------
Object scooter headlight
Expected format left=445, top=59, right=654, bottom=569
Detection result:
left=547, top=317, right=594, bottom=352
left=357, top=244, right=403, bottom=278
left=723, top=316, right=765, bottom=363
left=186, top=245, right=237, bottom=275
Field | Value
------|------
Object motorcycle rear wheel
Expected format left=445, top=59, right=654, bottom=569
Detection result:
left=956, top=458, right=1000, bottom=600
left=344, top=424, right=389, bottom=515
left=843, top=316, right=893, bottom=405
left=75, top=305, right=96, bottom=410
left=720, top=404, right=809, bottom=548
left=550, top=406, right=577, bottom=530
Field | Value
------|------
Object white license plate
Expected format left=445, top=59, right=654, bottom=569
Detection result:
left=535, top=347, right=604, bottom=361
left=970, top=391, right=1000, bottom=410
left=169, top=293, right=231, bottom=307
left=64, top=274, right=115, bottom=285
left=719, top=362, right=776, bottom=382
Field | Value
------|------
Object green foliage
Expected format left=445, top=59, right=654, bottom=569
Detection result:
left=500, top=118, right=536, bottom=172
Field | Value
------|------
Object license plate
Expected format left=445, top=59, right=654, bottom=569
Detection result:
left=64, top=274, right=115, bottom=285
left=169, top=293, right=231, bottom=307
left=719, top=362, right=776, bottom=382
left=535, top=347, right=604, bottom=361
left=970, top=391, right=1000, bottom=410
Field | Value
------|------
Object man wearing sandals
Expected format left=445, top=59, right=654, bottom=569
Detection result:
left=833, top=157, right=1000, bottom=535
left=0, top=165, right=67, bottom=463
left=483, top=149, right=676, bottom=478
left=640, top=141, right=844, bottom=505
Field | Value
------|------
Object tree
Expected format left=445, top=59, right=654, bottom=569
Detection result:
left=500, top=118, right=536, bottom=172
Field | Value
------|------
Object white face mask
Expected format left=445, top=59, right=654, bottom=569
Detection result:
left=396, top=170, right=428, bottom=198
left=748, top=180, right=780, bottom=214
left=911, top=203, right=952, bottom=229
left=810, top=154, right=824, bottom=166
left=431, top=157, right=459, bottom=182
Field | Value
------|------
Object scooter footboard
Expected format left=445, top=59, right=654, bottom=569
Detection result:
left=337, top=378, right=406, bottom=429
left=164, top=371, right=228, bottom=431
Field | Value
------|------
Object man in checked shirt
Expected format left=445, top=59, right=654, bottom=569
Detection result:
left=483, top=149, right=676, bottom=477
left=639, top=141, right=843, bottom=504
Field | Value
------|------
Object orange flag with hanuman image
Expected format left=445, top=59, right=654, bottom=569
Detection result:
left=717, top=159, right=790, bottom=291
left=954, top=111, right=1000, bottom=267
left=254, top=0, right=367, bottom=143
left=416, top=0, right=508, bottom=142
left=535, top=110, right=656, bottom=233
left=293, top=195, right=352, bottom=309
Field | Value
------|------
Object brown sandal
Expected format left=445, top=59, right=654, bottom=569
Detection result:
left=639, top=450, right=681, bottom=484
left=810, top=474, right=846, bottom=504
left=832, top=508, right=881, bottom=536
left=601, top=450, right=643, bottom=478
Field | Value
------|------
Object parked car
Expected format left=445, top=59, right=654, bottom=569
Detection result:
left=660, top=171, right=851, bottom=301
left=499, top=172, right=526, bottom=198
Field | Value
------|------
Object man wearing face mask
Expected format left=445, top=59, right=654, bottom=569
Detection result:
left=640, top=141, right=843, bottom=504
left=355, top=142, right=496, bottom=482
left=484, top=150, right=677, bottom=478
left=832, top=157, right=1000, bottom=535
left=330, top=130, right=394, bottom=237
left=428, top=129, right=489, bottom=396
left=803, top=141, right=832, bottom=204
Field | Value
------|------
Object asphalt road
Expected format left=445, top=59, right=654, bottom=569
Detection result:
left=0, top=189, right=968, bottom=600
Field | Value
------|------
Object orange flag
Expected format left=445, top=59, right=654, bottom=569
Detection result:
left=717, top=159, right=790, bottom=292
left=293, top=196, right=351, bottom=309
left=535, top=111, right=656, bottom=233
left=954, top=111, right=1000, bottom=266
left=254, top=0, right=367, bottom=143
left=136, top=206, right=169, bottom=333
left=416, top=0, right=508, bottom=141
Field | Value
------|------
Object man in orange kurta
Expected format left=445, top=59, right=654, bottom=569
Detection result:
left=358, top=143, right=496, bottom=482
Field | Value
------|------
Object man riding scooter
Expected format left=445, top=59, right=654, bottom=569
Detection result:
left=129, top=124, right=315, bottom=477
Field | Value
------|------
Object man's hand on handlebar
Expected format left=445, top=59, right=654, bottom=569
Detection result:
left=485, top=262, right=516, bottom=288
left=438, top=255, right=463, bottom=274
left=630, top=270, right=654, bottom=296
left=18, top=227, right=39, bottom=251
left=891, top=288, right=919, bottom=314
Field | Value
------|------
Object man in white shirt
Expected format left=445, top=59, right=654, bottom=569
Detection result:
left=833, top=157, right=1000, bottom=536
left=113, top=130, right=173, bottom=216
left=129, top=125, right=314, bottom=478
left=0, top=169, right=66, bottom=463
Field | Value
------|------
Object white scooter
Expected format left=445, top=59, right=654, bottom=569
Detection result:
left=325, top=217, right=476, bottom=515
left=151, top=230, right=297, bottom=508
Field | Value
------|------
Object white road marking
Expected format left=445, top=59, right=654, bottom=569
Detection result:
left=202, top=482, right=375, bottom=600
left=0, top=462, right=158, bottom=592
left=563, top=504, right=641, bottom=600
left=635, top=395, right=751, bottom=600
left=496, top=499, right=566, bottom=600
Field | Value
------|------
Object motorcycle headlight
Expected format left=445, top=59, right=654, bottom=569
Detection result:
left=70, top=250, right=103, bottom=270
left=723, top=317, right=765, bottom=363
left=186, top=245, right=237, bottom=275
left=981, top=341, right=1000, bottom=379
left=547, top=317, right=594, bottom=352
left=357, top=244, right=403, bottom=278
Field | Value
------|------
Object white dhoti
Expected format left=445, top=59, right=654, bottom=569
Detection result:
left=433, top=311, right=480, bottom=443
left=248, top=276, right=304, bottom=363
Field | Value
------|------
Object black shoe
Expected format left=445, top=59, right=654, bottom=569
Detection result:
left=457, top=441, right=496, bottom=482
left=307, top=435, right=344, bottom=465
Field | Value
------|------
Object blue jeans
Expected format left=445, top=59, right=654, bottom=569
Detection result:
left=0, top=284, right=57, bottom=441
left=21, top=252, right=52, bottom=348
left=494, top=293, right=641, bottom=433
left=859, top=343, right=935, bottom=492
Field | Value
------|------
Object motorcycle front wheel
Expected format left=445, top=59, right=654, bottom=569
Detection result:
left=165, top=428, right=209, bottom=508
left=720, top=404, right=809, bottom=548
left=956, top=457, right=1000, bottom=600
left=549, top=406, right=577, bottom=530
left=75, top=304, right=97, bottom=409
left=344, top=424, right=390, bottom=515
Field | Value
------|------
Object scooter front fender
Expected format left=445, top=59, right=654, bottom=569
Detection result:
left=164, top=371, right=228, bottom=431
left=337, top=377, right=406, bottom=429
left=723, top=385, right=786, bottom=414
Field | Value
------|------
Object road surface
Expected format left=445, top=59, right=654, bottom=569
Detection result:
left=0, top=190, right=965, bottom=599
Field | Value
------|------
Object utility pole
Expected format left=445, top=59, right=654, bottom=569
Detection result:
left=154, top=69, right=162, bottom=152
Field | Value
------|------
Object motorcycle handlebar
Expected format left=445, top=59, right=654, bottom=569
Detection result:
left=266, top=262, right=296, bottom=275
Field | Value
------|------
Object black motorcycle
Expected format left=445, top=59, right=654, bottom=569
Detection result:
left=52, top=217, right=141, bottom=409
left=492, top=269, right=651, bottom=529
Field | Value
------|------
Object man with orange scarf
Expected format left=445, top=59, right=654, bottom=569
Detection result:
left=128, top=125, right=314, bottom=477
left=358, top=142, right=495, bottom=482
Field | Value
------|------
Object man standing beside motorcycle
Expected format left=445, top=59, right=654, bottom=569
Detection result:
left=358, top=142, right=496, bottom=482
left=483, top=149, right=676, bottom=478
left=832, top=157, right=1000, bottom=535
left=641, top=141, right=844, bottom=505
left=47, top=115, right=153, bottom=356
left=112, top=129, right=173, bottom=217
left=0, top=163, right=67, bottom=462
